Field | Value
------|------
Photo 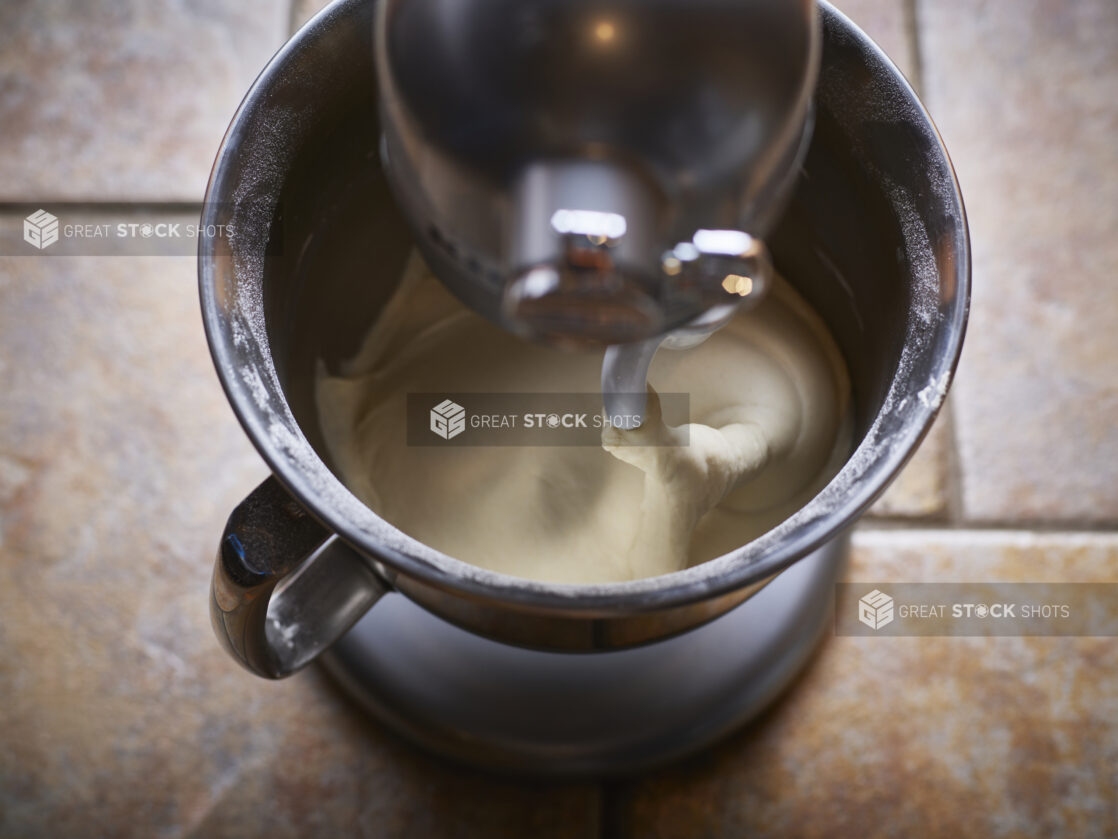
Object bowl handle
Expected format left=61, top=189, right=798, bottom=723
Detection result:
left=210, top=476, right=388, bottom=678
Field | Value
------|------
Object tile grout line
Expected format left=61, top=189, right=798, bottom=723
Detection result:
left=0, top=203, right=203, bottom=214
left=942, top=394, right=968, bottom=527
left=858, top=520, right=1118, bottom=536
left=903, top=0, right=927, bottom=97
left=902, top=0, right=956, bottom=534
left=914, top=0, right=968, bottom=535
left=287, top=0, right=303, bottom=37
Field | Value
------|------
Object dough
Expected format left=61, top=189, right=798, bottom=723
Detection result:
left=315, top=254, right=852, bottom=584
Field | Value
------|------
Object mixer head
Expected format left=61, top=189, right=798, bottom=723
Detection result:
left=375, top=0, right=820, bottom=347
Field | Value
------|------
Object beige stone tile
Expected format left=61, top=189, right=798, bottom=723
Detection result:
left=0, top=0, right=290, bottom=201
left=918, top=0, right=1118, bottom=523
left=610, top=529, right=1118, bottom=838
left=831, top=0, right=916, bottom=84
left=0, top=249, right=599, bottom=839
left=868, top=403, right=951, bottom=519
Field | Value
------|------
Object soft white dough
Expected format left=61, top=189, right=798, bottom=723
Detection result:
left=315, top=253, right=852, bottom=584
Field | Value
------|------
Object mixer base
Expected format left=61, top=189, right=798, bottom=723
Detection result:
left=319, top=536, right=847, bottom=777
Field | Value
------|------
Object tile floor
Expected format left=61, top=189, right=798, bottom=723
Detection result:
left=1, top=0, right=1115, bottom=836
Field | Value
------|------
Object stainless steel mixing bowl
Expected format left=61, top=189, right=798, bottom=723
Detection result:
left=201, top=0, right=968, bottom=687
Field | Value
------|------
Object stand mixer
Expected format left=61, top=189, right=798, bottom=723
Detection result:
left=374, top=0, right=820, bottom=424
left=200, top=0, right=969, bottom=774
